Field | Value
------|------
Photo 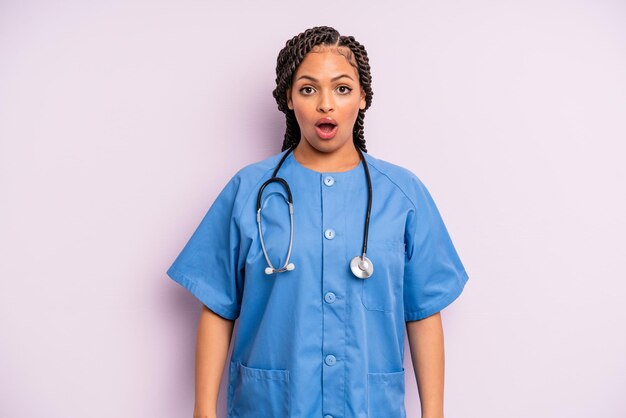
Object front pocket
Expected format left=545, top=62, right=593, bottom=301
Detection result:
left=361, top=240, right=405, bottom=312
left=230, top=361, right=290, bottom=418
left=367, top=368, right=406, bottom=418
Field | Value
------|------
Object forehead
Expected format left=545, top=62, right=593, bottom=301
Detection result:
left=293, top=46, right=359, bottom=80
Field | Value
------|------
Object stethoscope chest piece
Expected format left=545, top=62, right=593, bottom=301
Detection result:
left=350, top=255, right=374, bottom=279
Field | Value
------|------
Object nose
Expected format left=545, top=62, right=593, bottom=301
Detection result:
left=317, top=89, right=334, bottom=113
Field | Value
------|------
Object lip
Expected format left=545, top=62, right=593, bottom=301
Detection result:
left=314, top=117, right=338, bottom=139
left=315, top=125, right=338, bottom=139
left=315, top=117, right=337, bottom=127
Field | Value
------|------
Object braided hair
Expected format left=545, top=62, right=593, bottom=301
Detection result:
left=272, top=26, right=374, bottom=152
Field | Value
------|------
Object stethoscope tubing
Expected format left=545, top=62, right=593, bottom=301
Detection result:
left=358, top=145, right=372, bottom=258
left=256, top=145, right=373, bottom=277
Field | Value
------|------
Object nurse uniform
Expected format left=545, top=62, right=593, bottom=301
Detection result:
left=167, top=149, right=469, bottom=418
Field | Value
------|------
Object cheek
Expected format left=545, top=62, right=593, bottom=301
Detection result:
left=340, top=93, right=362, bottom=108
left=340, top=97, right=362, bottom=120
left=292, top=108, right=308, bottom=126
left=292, top=101, right=314, bottom=123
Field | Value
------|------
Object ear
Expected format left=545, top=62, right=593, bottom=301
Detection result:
left=286, top=88, right=293, bottom=110
left=359, top=87, right=366, bottom=110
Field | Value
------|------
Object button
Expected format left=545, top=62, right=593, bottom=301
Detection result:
left=324, top=229, right=335, bottom=240
left=324, top=415, right=334, bottom=418
left=323, top=175, right=335, bottom=186
left=324, top=354, right=336, bottom=366
left=324, top=292, right=336, bottom=303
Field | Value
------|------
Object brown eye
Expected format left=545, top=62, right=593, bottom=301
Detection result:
left=337, top=85, right=352, bottom=95
left=299, top=86, right=315, bottom=95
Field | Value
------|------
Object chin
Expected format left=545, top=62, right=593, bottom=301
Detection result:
left=313, top=141, right=345, bottom=154
left=305, top=134, right=351, bottom=153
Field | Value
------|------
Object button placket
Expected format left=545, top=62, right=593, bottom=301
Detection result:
left=320, top=172, right=347, bottom=417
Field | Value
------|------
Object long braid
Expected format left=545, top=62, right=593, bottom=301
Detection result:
left=338, top=35, right=373, bottom=153
left=272, top=26, right=374, bottom=152
left=283, top=112, right=300, bottom=151
left=353, top=111, right=367, bottom=152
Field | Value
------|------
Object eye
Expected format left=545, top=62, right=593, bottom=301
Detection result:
left=299, top=86, right=315, bottom=95
left=337, top=85, right=353, bottom=95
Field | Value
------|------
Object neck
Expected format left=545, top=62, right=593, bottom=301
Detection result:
left=292, top=140, right=361, bottom=173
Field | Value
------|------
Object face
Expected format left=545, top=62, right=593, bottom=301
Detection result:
left=287, top=46, right=366, bottom=155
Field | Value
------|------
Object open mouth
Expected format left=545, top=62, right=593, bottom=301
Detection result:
left=317, top=123, right=336, bottom=133
left=315, top=118, right=338, bottom=139
left=315, top=123, right=338, bottom=139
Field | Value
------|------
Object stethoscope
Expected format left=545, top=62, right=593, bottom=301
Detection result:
left=256, top=145, right=374, bottom=279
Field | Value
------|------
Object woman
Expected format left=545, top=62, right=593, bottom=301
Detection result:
left=167, top=25, right=469, bottom=418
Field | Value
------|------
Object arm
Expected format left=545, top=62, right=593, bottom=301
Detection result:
left=193, top=304, right=235, bottom=418
left=406, top=311, right=445, bottom=418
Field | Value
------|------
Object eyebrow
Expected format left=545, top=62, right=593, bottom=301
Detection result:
left=296, top=74, right=354, bottom=83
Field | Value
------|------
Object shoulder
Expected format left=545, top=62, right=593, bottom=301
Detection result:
left=218, top=150, right=288, bottom=216
left=364, top=152, right=429, bottom=210
left=232, top=150, right=287, bottom=186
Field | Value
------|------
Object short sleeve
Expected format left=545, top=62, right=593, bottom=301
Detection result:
left=403, top=176, right=469, bottom=321
left=166, top=173, right=245, bottom=320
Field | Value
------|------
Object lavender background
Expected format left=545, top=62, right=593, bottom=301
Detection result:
left=1, top=1, right=625, bottom=417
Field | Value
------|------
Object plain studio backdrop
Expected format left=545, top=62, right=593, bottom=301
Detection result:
left=1, top=1, right=625, bottom=417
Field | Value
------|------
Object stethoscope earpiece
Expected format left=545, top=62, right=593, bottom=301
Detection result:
left=264, top=262, right=296, bottom=275
left=257, top=146, right=374, bottom=279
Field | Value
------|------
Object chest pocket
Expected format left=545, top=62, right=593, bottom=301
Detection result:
left=228, top=360, right=290, bottom=418
left=361, top=239, right=406, bottom=312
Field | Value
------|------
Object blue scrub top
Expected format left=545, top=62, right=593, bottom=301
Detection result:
left=167, top=149, right=469, bottom=418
